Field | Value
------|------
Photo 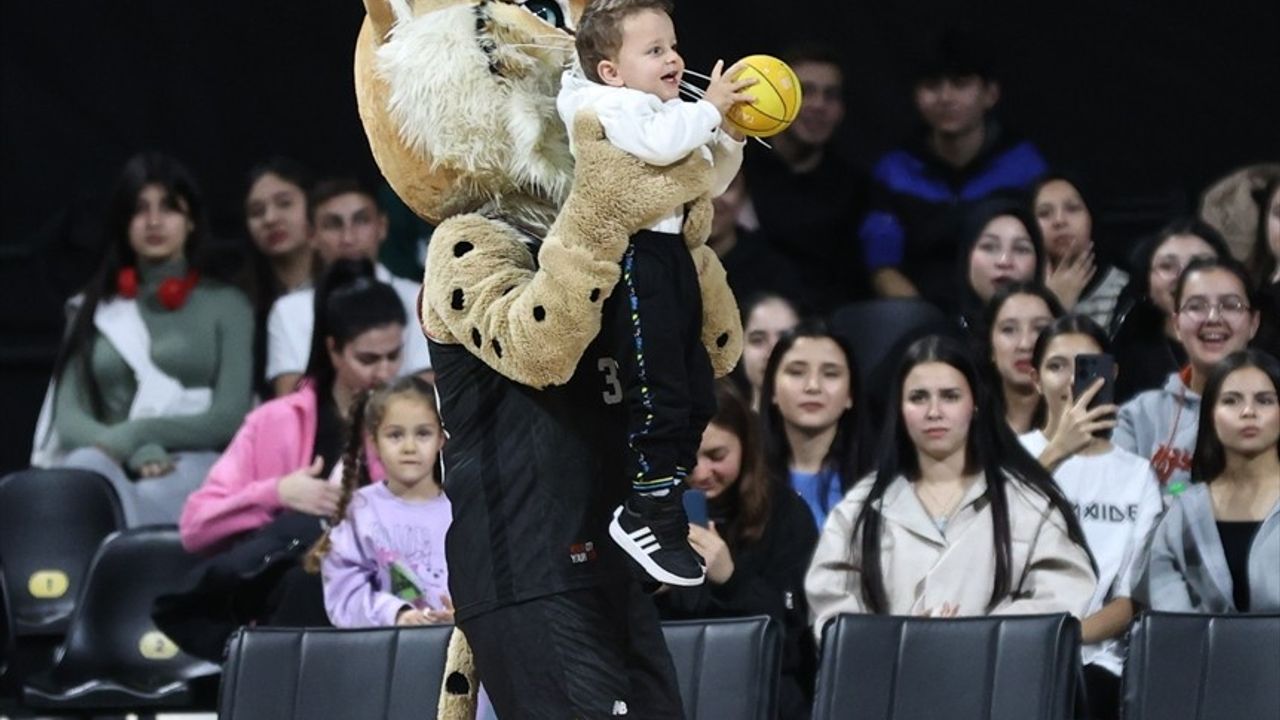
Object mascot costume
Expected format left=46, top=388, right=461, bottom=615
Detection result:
left=353, top=1, right=742, bottom=717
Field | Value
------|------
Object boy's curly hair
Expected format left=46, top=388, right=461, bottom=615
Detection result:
left=576, top=0, right=674, bottom=84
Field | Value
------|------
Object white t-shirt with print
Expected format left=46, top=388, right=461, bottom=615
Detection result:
left=1020, top=430, right=1164, bottom=676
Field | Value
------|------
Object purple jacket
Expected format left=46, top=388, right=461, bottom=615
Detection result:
left=321, top=482, right=452, bottom=628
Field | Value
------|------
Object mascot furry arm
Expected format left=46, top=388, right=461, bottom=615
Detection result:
left=421, top=113, right=742, bottom=387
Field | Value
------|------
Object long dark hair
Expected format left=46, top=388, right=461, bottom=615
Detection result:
left=1191, top=349, right=1280, bottom=483
left=956, top=196, right=1047, bottom=331
left=707, top=380, right=773, bottom=546
left=241, top=156, right=316, bottom=396
left=759, top=320, right=872, bottom=515
left=981, top=281, right=1064, bottom=430
left=1114, top=217, right=1232, bottom=330
left=1030, top=172, right=1117, bottom=294
left=1030, top=314, right=1112, bottom=433
left=1031, top=314, right=1112, bottom=373
left=852, top=335, right=1092, bottom=614
left=306, top=375, right=441, bottom=571
left=302, top=258, right=407, bottom=397
left=52, top=152, right=214, bottom=416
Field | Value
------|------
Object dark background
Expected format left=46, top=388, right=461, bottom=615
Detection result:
left=2, top=0, right=1278, bottom=472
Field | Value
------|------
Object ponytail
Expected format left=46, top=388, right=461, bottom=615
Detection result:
left=304, top=390, right=373, bottom=573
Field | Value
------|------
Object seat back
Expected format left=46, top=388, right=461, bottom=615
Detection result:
left=829, top=299, right=954, bottom=384
left=47, top=526, right=217, bottom=688
left=217, top=626, right=455, bottom=719
left=1122, top=612, right=1280, bottom=720
left=0, top=468, right=123, bottom=635
left=661, top=616, right=781, bottom=720
left=813, top=613, right=1080, bottom=720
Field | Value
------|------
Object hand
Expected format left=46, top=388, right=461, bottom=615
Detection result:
left=138, top=460, right=175, bottom=479
left=277, top=456, right=341, bottom=517
left=919, top=602, right=960, bottom=618
left=702, top=59, right=758, bottom=117
left=1043, top=246, right=1097, bottom=311
left=423, top=594, right=456, bottom=624
left=1043, top=379, right=1118, bottom=466
left=688, top=521, right=735, bottom=585
left=396, top=607, right=432, bottom=626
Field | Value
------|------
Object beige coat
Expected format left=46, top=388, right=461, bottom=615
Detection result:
left=805, top=473, right=1097, bottom=640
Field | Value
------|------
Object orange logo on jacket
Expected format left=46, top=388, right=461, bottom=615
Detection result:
left=1151, top=444, right=1193, bottom=485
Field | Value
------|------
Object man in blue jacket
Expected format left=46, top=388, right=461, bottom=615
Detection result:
left=861, top=29, right=1048, bottom=308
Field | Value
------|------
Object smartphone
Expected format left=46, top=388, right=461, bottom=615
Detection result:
left=682, top=489, right=709, bottom=528
left=1073, top=353, right=1116, bottom=410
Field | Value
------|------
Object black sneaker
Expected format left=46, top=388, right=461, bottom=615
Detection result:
left=609, top=492, right=706, bottom=587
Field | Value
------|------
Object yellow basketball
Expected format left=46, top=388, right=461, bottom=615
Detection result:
left=724, top=55, right=803, bottom=138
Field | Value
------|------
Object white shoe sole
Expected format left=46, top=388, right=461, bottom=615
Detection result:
left=609, top=506, right=705, bottom=587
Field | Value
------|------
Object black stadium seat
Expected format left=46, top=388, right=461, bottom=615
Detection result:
left=22, top=526, right=220, bottom=712
left=217, top=625, right=455, bottom=719
left=661, top=616, right=782, bottom=720
left=1122, top=612, right=1280, bottom=720
left=813, top=613, right=1081, bottom=720
left=0, top=467, right=124, bottom=637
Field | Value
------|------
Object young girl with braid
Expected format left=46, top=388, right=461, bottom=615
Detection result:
left=312, top=376, right=453, bottom=627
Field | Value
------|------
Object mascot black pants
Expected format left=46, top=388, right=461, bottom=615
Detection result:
left=609, top=230, right=716, bottom=491
left=462, top=579, right=685, bottom=719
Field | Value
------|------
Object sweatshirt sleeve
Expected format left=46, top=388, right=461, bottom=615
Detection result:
left=593, top=93, right=722, bottom=167
left=52, top=352, right=134, bottom=459
left=109, top=289, right=255, bottom=455
left=708, top=130, right=745, bottom=197
left=1135, top=501, right=1196, bottom=611
left=804, top=495, right=870, bottom=643
left=991, top=508, right=1097, bottom=619
left=1120, top=469, right=1166, bottom=599
left=1112, top=397, right=1140, bottom=454
left=321, top=510, right=411, bottom=628
left=178, top=409, right=287, bottom=554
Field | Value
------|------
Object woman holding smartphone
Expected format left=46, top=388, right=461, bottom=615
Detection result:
left=657, top=380, right=821, bottom=719
left=1024, top=315, right=1164, bottom=720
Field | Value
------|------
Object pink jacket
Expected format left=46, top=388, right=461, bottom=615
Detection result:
left=179, top=386, right=317, bottom=554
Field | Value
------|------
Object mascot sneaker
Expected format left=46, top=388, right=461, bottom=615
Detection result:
left=609, top=493, right=706, bottom=587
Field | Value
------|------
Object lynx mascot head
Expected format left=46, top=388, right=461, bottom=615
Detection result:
left=355, top=2, right=742, bottom=716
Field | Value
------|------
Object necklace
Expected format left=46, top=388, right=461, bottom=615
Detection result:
left=915, top=480, right=969, bottom=528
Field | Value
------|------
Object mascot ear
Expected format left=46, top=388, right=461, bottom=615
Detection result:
left=364, top=0, right=396, bottom=41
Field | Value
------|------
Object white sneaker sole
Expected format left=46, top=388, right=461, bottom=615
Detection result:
left=609, top=506, right=705, bottom=587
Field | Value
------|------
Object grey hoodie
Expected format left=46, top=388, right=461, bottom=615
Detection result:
left=1113, top=371, right=1199, bottom=495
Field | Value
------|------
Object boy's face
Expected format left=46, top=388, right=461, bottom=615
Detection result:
left=787, top=60, right=845, bottom=148
left=913, top=75, right=998, bottom=137
left=312, top=192, right=387, bottom=265
left=598, top=9, right=684, bottom=102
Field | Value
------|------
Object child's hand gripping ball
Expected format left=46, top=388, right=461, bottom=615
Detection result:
left=725, top=55, right=804, bottom=138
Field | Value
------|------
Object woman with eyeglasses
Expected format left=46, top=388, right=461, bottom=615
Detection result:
left=1114, top=256, right=1259, bottom=497
left=1111, top=219, right=1231, bottom=403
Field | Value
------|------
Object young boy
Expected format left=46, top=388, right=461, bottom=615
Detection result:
left=557, top=0, right=754, bottom=586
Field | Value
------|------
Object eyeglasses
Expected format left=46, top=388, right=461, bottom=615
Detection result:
left=1178, top=296, right=1251, bottom=321
left=1153, top=255, right=1217, bottom=279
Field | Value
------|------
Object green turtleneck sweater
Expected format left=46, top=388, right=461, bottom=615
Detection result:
left=53, top=258, right=254, bottom=470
